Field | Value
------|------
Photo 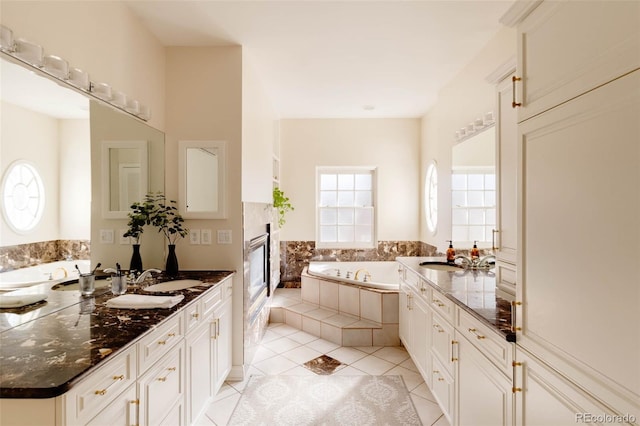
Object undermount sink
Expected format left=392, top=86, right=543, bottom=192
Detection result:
left=143, top=279, right=203, bottom=293
left=419, top=262, right=463, bottom=272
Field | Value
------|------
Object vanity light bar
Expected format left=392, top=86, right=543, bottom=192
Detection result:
left=0, top=24, right=151, bottom=122
left=455, top=111, right=495, bottom=142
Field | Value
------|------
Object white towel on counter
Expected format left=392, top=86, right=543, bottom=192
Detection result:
left=105, top=294, right=184, bottom=309
left=0, top=293, right=47, bottom=308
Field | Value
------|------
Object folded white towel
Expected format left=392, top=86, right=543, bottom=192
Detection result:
left=0, top=293, right=48, bottom=308
left=105, top=294, right=184, bottom=309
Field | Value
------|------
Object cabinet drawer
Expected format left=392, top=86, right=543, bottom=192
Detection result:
left=184, top=300, right=203, bottom=334
left=431, top=311, right=455, bottom=375
left=495, top=262, right=517, bottom=299
left=202, top=285, right=222, bottom=318
left=457, top=309, right=514, bottom=377
left=399, top=265, right=419, bottom=289
left=64, top=344, right=137, bottom=425
left=430, top=289, right=454, bottom=322
left=139, top=343, right=185, bottom=426
left=431, top=355, right=454, bottom=423
left=138, top=314, right=184, bottom=373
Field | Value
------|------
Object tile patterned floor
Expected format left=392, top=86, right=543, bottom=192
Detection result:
left=198, top=321, right=451, bottom=425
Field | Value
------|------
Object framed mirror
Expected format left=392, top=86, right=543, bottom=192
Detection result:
left=101, top=140, right=148, bottom=219
left=451, top=126, right=496, bottom=247
left=178, top=140, right=227, bottom=219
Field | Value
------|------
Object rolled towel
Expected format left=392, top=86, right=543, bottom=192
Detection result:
left=105, top=294, right=184, bottom=309
left=0, top=293, right=47, bottom=308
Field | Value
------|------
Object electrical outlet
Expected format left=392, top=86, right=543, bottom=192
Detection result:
left=189, top=229, right=201, bottom=245
left=201, top=229, right=212, bottom=245
left=217, top=230, right=232, bottom=244
left=99, top=229, right=114, bottom=244
left=119, top=229, right=131, bottom=245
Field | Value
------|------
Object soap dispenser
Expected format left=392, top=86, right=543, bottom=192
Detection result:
left=470, top=241, right=480, bottom=260
left=446, top=240, right=456, bottom=263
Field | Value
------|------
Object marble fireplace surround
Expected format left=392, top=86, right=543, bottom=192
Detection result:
left=279, top=240, right=438, bottom=285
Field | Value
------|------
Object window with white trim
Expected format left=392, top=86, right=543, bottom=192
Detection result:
left=451, top=169, right=495, bottom=246
left=316, top=167, right=376, bottom=248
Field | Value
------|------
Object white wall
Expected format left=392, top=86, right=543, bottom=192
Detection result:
left=420, top=27, right=515, bottom=253
left=0, top=102, right=60, bottom=245
left=59, top=119, right=91, bottom=240
left=164, top=46, right=245, bottom=371
left=0, top=1, right=166, bottom=131
left=242, top=51, right=279, bottom=203
left=279, top=118, right=421, bottom=242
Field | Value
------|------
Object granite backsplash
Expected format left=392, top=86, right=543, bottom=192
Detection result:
left=0, top=240, right=90, bottom=272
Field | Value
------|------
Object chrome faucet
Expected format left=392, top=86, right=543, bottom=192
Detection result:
left=477, top=255, right=496, bottom=268
left=454, top=254, right=495, bottom=269
left=134, top=269, right=161, bottom=285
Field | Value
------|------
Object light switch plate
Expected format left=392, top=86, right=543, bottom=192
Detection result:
left=217, top=230, right=232, bottom=244
left=100, top=229, right=114, bottom=244
left=189, top=229, right=201, bottom=245
left=201, top=229, right=212, bottom=245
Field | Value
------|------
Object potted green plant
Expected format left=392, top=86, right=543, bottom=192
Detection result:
left=123, top=195, right=156, bottom=272
left=273, top=187, right=294, bottom=227
left=147, top=193, right=189, bottom=277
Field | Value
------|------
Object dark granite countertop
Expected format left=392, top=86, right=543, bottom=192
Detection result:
left=396, top=257, right=515, bottom=342
left=0, top=270, right=234, bottom=399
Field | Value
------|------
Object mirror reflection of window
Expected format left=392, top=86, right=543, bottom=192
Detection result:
left=109, top=147, right=142, bottom=211
left=1, top=161, right=46, bottom=233
left=186, top=147, right=218, bottom=213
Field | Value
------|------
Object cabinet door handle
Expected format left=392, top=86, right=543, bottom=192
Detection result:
left=512, top=75, right=522, bottom=108
left=511, top=301, right=522, bottom=332
left=492, top=229, right=499, bottom=251
left=468, top=328, right=486, bottom=339
left=451, top=340, right=458, bottom=362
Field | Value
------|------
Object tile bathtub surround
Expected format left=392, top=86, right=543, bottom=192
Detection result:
left=280, top=240, right=438, bottom=284
left=0, top=240, right=90, bottom=272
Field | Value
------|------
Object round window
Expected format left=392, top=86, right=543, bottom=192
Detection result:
left=1, top=161, right=46, bottom=233
left=425, top=161, right=438, bottom=234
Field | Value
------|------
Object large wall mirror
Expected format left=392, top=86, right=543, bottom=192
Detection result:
left=178, top=140, right=227, bottom=219
left=451, top=126, right=496, bottom=248
left=1, top=54, right=166, bottom=268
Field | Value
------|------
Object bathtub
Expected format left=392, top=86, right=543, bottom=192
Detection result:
left=0, top=260, right=90, bottom=291
left=306, top=261, right=399, bottom=291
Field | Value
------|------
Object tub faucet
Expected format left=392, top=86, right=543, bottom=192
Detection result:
left=134, top=269, right=162, bottom=285
left=354, top=269, right=371, bottom=281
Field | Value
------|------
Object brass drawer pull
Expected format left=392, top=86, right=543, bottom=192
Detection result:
left=157, top=340, right=166, bottom=345
left=113, top=375, right=124, bottom=381
left=432, top=298, right=445, bottom=308
left=167, top=333, right=176, bottom=337
left=192, top=313, right=199, bottom=319
left=468, top=328, right=486, bottom=339
left=167, top=367, right=176, bottom=371
left=94, top=389, right=107, bottom=396
left=156, top=377, right=166, bottom=382
left=433, top=324, right=444, bottom=333
left=512, top=76, right=522, bottom=108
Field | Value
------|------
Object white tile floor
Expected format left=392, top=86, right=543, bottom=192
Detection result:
left=199, top=321, right=450, bottom=425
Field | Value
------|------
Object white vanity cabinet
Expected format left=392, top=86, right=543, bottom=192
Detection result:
left=186, top=276, right=233, bottom=425
left=504, top=0, right=640, bottom=421
left=512, top=0, right=640, bottom=123
left=398, top=267, right=431, bottom=383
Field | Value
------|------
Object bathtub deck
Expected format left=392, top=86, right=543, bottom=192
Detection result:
left=269, top=288, right=400, bottom=347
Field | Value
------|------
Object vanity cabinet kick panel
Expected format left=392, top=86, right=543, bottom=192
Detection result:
left=62, top=344, right=137, bottom=425
left=514, top=0, right=640, bottom=122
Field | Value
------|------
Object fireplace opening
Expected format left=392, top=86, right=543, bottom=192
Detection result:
left=247, top=231, right=269, bottom=325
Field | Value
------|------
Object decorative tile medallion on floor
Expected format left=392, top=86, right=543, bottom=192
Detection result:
left=228, top=375, right=422, bottom=426
left=303, top=354, right=344, bottom=375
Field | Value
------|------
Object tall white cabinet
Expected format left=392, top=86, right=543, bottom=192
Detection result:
left=505, top=0, right=640, bottom=422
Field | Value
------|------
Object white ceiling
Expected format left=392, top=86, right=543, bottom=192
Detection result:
left=126, top=0, right=513, bottom=118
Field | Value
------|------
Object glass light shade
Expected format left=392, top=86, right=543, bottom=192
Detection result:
left=125, top=98, right=139, bottom=114
left=43, top=55, right=69, bottom=79
left=91, top=81, right=112, bottom=101
left=0, top=25, right=14, bottom=52
left=69, top=67, right=90, bottom=90
left=14, top=38, right=44, bottom=67
left=136, top=104, right=151, bottom=121
left=111, top=90, right=127, bottom=108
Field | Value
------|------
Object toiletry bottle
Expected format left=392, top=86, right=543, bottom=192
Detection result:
left=470, top=241, right=480, bottom=260
left=446, top=240, right=456, bottom=263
